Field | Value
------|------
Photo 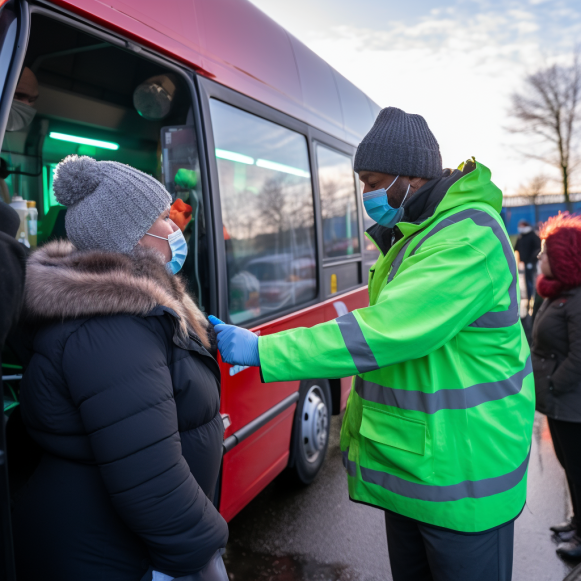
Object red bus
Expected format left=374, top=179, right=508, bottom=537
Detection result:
left=0, top=0, right=380, bottom=575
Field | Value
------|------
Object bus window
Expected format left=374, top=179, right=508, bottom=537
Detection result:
left=316, top=145, right=360, bottom=259
left=0, top=13, right=208, bottom=309
left=210, top=100, right=316, bottom=325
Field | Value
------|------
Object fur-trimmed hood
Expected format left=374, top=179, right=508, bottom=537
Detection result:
left=24, top=240, right=212, bottom=349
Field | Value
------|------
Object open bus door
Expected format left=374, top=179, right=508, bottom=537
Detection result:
left=0, top=1, right=29, bottom=580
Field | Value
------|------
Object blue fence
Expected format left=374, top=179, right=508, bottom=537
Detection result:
left=502, top=203, right=581, bottom=235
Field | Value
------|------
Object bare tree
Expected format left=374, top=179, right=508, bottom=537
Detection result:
left=509, top=51, right=581, bottom=211
left=517, top=174, right=548, bottom=204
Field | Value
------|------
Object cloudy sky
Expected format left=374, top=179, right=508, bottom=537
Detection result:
left=249, top=0, right=581, bottom=196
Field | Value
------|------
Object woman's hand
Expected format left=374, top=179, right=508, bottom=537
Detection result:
left=208, top=316, right=260, bottom=367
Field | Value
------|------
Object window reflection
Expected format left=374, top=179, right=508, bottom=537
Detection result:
left=210, top=100, right=316, bottom=324
left=363, top=215, right=381, bottom=268
left=316, top=145, right=360, bottom=259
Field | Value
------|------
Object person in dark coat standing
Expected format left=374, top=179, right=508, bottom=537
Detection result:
left=515, top=219, right=541, bottom=301
left=532, top=212, right=581, bottom=559
left=0, top=201, right=26, bottom=581
left=12, top=156, right=228, bottom=581
left=0, top=201, right=26, bottom=353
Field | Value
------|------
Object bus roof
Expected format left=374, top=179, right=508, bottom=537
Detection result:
left=52, top=0, right=381, bottom=146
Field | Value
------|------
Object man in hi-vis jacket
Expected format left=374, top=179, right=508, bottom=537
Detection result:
left=209, top=107, right=534, bottom=581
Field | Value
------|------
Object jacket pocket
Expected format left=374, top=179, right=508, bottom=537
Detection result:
left=359, top=403, right=433, bottom=482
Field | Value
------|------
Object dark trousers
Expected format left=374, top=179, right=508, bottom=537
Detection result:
left=524, top=264, right=536, bottom=301
left=548, top=418, right=581, bottom=534
left=384, top=510, right=514, bottom=581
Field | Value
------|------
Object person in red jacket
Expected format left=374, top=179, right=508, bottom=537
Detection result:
left=532, top=212, right=581, bottom=559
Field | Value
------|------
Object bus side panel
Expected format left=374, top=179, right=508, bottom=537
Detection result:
left=219, top=305, right=324, bottom=520
left=52, top=0, right=204, bottom=67
left=220, top=405, right=295, bottom=522
left=56, top=0, right=309, bottom=136
left=219, top=286, right=369, bottom=520
left=220, top=305, right=325, bottom=439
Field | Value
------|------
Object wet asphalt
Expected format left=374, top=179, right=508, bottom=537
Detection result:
left=223, top=412, right=579, bottom=581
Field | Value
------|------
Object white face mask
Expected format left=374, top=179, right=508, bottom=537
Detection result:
left=6, top=99, right=36, bottom=132
left=518, top=226, right=532, bottom=235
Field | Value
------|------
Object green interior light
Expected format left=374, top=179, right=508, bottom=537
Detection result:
left=49, top=132, right=119, bottom=151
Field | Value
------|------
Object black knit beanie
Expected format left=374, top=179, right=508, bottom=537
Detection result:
left=354, top=107, right=442, bottom=179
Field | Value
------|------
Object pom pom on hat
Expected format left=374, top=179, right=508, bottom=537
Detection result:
left=53, top=155, right=101, bottom=206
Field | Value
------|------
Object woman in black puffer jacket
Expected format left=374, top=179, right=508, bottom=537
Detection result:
left=12, top=155, right=228, bottom=581
left=532, top=213, right=581, bottom=560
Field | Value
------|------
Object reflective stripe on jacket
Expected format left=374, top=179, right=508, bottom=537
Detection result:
left=258, top=160, right=534, bottom=532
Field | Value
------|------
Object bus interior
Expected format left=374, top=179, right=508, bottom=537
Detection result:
left=2, top=12, right=210, bottom=421
left=1, top=12, right=209, bottom=302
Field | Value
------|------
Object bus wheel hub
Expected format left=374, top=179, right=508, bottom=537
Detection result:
left=302, top=385, right=328, bottom=463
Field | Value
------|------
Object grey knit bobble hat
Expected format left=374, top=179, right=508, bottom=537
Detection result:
left=53, top=155, right=171, bottom=254
left=354, top=107, right=442, bottom=179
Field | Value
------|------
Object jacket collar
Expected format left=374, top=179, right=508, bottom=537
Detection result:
left=365, top=167, right=466, bottom=255
left=24, top=240, right=212, bottom=350
left=365, top=158, right=498, bottom=256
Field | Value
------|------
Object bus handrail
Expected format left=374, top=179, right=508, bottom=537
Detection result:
left=223, top=391, right=299, bottom=453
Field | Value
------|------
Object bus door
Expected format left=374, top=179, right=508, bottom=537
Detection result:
left=199, top=80, right=322, bottom=520
left=0, top=2, right=29, bottom=579
left=198, top=76, right=370, bottom=520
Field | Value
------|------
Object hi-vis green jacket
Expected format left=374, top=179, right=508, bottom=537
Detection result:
left=258, top=160, right=535, bottom=533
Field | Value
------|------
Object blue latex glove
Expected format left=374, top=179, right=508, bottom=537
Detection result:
left=208, top=316, right=260, bottom=367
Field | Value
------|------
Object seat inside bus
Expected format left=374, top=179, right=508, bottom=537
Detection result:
left=2, top=14, right=209, bottom=467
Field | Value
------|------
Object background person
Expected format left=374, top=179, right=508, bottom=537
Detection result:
left=12, top=156, right=228, bottom=581
left=0, top=200, right=26, bottom=581
left=514, top=219, right=541, bottom=301
left=6, top=66, right=38, bottom=131
left=532, top=213, right=581, bottom=559
left=209, top=107, right=534, bottom=581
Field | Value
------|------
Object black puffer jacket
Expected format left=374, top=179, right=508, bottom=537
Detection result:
left=12, top=241, right=228, bottom=581
left=532, top=286, right=581, bottom=422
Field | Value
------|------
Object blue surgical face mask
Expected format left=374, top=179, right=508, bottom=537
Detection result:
left=363, top=175, right=411, bottom=228
left=146, top=228, right=188, bottom=274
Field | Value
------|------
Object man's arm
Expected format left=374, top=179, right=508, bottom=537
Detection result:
left=259, top=241, right=495, bottom=382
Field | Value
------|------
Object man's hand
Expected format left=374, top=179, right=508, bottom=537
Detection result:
left=208, top=316, right=260, bottom=367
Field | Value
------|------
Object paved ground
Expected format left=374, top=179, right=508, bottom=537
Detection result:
left=223, top=412, right=578, bottom=581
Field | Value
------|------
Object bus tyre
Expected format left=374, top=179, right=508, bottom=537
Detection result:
left=288, top=380, right=331, bottom=485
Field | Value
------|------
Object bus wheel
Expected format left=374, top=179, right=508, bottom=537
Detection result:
left=288, top=380, right=331, bottom=485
